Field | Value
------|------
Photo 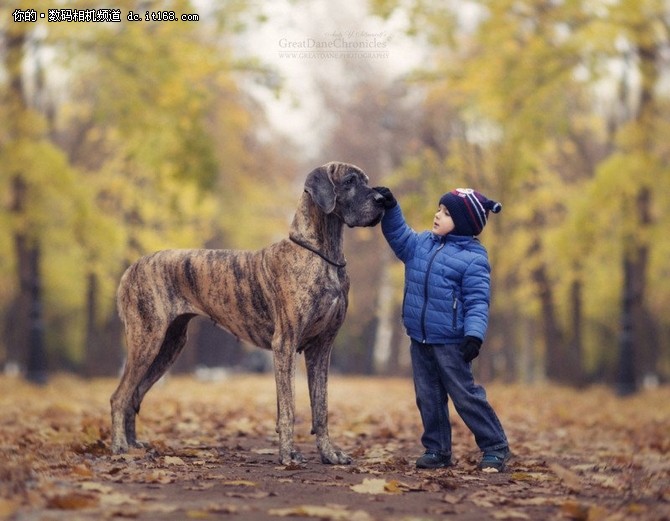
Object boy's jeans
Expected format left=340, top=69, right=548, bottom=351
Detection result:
left=410, top=339, right=508, bottom=456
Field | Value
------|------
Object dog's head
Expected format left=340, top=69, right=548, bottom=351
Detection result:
left=305, top=162, right=385, bottom=227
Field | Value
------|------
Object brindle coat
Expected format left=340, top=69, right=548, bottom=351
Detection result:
left=110, top=162, right=385, bottom=465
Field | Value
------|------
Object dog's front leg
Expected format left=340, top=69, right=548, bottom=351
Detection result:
left=305, top=343, right=352, bottom=465
left=272, top=342, right=303, bottom=465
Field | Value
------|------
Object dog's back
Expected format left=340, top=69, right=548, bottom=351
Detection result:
left=118, top=248, right=279, bottom=348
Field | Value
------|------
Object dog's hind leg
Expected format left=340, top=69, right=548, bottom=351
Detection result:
left=110, top=321, right=166, bottom=454
left=136, top=314, right=195, bottom=412
left=110, top=313, right=195, bottom=453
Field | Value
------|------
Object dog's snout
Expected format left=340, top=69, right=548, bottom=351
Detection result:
left=373, top=190, right=385, bottom=204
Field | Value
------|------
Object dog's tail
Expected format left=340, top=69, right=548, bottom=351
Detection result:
left=116, top=262, right=139, bottom=327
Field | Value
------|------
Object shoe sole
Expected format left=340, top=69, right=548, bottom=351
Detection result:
left=478, top=453, right=511, bottom=472
left=416, top=461, right=453, bottom=469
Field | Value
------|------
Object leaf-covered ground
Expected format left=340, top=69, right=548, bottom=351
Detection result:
left=0, top=373, right=668, bottom=521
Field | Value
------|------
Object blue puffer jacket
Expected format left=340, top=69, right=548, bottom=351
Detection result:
left=381, top=205, right=491, bottom=344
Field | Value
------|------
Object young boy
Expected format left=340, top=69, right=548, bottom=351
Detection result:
left=374, top=186, right=510, bottom=471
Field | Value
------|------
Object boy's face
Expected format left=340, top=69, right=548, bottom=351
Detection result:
left=433, top=204, right=455, bottom=236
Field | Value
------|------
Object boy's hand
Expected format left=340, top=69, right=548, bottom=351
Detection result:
left=373, top=186, right=397, bottom=209
left=459, top=336, right=482, bottom=363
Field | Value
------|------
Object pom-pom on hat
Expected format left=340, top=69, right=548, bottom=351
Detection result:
left=439, top=188, right=502, bottom=236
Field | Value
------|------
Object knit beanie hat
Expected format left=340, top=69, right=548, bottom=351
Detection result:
left=439, top=188, right=502, bottom=236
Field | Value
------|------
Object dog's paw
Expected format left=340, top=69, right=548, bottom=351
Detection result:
left=280, top=450, right=305, bottom=466
left=110, top=443, right=128, bottom=455
left=321, top=449, right=353, bottom=465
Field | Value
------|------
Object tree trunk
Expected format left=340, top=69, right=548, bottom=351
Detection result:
left=14, top=232, right=48, bottom=384
left=9, top=176, right=47, bottom=383
left=630, top=188, right=657, bottom=383
left=617, top=187, right=655, bottom=394
left=372, top=250, right=394, bottom=374
left=536, top=261, right=568, bottom=382
left=617, top=252, right=636, bottom=395
left=613, top=19, right=659, bottom=392
left=567, top=273, right=584, bottom=385
left=84, top=272, right=98, bottom=375
left=529, top=231, right=567, bottom=382
left=4, top=20, right=47, bottom=383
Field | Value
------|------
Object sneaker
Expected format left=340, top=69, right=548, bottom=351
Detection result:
left=416, top=451, right=452, bottom=469
left=478, top=448, right=511, bottom=472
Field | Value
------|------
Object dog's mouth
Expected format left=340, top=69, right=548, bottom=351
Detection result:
left=345, top=212, right=383, bottom=228
left=363, top=213, right=384, bottom=228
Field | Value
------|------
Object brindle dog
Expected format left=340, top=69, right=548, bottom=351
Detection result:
left=110, top=162, right=385, bottom=465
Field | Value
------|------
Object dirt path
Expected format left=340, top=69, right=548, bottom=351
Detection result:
left=1, top=375, right=668, bottom=520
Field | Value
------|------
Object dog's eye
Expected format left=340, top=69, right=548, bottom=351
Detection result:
left=344, top=176, right=355, bottom=186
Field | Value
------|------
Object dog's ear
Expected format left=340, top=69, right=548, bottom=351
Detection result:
left=305, top=164, right=336, bottom=214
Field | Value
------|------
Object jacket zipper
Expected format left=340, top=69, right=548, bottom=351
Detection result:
left=452, top=297, right=458, bottom=331
left=421, top=241, right=446, bottom=342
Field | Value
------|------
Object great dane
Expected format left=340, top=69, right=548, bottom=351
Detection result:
left=110, top=162, right=385, bottom=465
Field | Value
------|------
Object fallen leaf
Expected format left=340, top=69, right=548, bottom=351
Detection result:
left=163, top=456, right=186, bottom=466
left=185, top=482, right=216, bottom=491
left=561, top=500, right=589, bottom=520
left=221, top=480, right=257, bottom=487
left=268, top=504, right=372, bottom=521
left=252, top=448, right=277, bottom=455
left=442, top=492, right=465, bottom=504
left=589, top=473, right=624, bottom=490
left=510, top=472, right=534, bottom=481
left=513, top=497, right=561, bottom=507
left=587, top=505, right=612, bottom=521
left=178, top=448, right=217, bottom=459
left=492, top=509, right=531, bottom=519
left=70, top=464, right=94, bottom=477
left=80, top=481, right=114, bottom=494
left=0, top=499, right=20, bottom=518
left=226, top=417, right=256, bottom=435
left=549, top=463, right=582, bottom=492
left=428, top=505, right=458, bottom=515
left=350, top=478, right=392, bottom=494
left=382, top=480, right=407, bottom=494
left=100, top=491, right=140, bottom=507
left=205, top=503, right=242, bottom=514
left=224, top=490, right=271, bottom=499
left=46, top=491, right=99, bottom=510
left=145, top=470, right=176, bottom=484
left=472, top=497, right=496, bottom=508
left=142, top=503, right=180, bottom=514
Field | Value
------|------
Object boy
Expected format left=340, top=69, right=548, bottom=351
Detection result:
left=375, top=186, right=510, bottom=471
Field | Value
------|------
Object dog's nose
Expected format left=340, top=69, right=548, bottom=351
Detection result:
left=373, top=191, right=385, bottom=204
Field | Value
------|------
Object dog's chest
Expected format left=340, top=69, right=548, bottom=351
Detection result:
left=303, top=293, right=346, bottom=339
left=301, top=270, right=348, bottom=336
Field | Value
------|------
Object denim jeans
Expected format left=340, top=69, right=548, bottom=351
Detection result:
left=410, top=339, right=508, bottom=456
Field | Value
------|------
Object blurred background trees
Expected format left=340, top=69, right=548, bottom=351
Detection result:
left=1, top=0, right=668, bottom=392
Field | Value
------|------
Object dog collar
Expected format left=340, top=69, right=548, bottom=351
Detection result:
left=289, top=235, right=347, bottom=268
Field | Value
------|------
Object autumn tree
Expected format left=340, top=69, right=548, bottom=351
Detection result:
left=584, top=0, right=670, bottom=393
left=0, top=8, right=83, bottom=382
left=0, top=0, right=299, bottom=376
left=372, top=0, right=670, bottom=386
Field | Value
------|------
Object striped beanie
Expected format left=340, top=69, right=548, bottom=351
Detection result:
left=439, top=188, right=502, bottom=236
